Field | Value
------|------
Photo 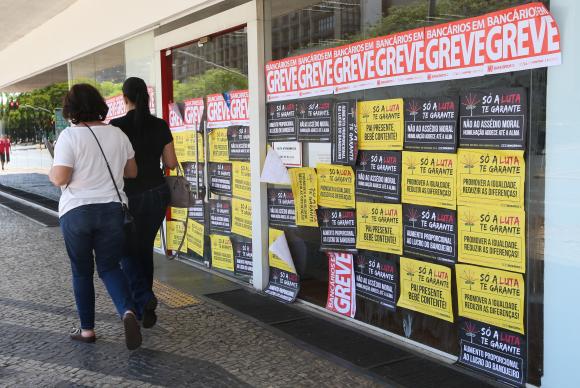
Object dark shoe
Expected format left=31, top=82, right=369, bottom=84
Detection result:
left=123, top=311, right=142, bottom=350
left=142, top=296, right=158, bottom=329
left=69, top=328, right=96, bottom=343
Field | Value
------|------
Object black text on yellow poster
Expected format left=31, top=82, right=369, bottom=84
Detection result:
left=402, top=151, right=457, bottom=210
left=171, top=207, right=187, bottom=222
left=232, top=161, right=251, bottom=200
left=154, top=229, right=162, bottom=249
left=209, top=127, right=229, bottom=162
left=357, top=98, right=404, bottom=150
left=457, top=149, right=525, bottom=208
left=166, top=221, right=186, bottom=252
left=210, top=234, right=234, bottom=272
left=186, top=219, right=205, bottom=257
left=356, top=202, right=402, bottom=254
left=181, top=130, right=205, bottom=162
left=172, top=131, right=186, bottom=161
left=269, top=228, right=295, bottom=273
left=458, top=206, right=526, bottom=273
left=231, top=198, right=252, bottom=239
left=289, top=167, right=318, bottom=227
left=455, top=264, right=525, bottom=334
left=397, top=257, right=454, bottom=322
left=316, top=163, right=355, bottom=209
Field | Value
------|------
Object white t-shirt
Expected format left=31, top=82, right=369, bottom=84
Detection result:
left=53, top=124, right=135, bottom=217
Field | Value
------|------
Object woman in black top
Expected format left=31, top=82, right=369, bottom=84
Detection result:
left=111, top=77, right=178, bottom=328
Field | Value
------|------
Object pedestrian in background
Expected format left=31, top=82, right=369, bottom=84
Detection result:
left=110, top=77, right=177, bottom=328
left=49, top=83, right=142, bottom=350
left=0, top=135, right=10, bottom=170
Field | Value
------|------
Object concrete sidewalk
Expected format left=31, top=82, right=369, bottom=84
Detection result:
left=0, top=205, right=380, bottom=387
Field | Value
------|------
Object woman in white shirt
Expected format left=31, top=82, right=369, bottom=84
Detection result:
left=50, top=83, right=142, bottom=350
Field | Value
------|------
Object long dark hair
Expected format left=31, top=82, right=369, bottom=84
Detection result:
left=122, top=77, right=151, bottom=129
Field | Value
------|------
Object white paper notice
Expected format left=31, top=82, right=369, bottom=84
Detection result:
left=260, top=147, right=291, bottom=184
left=269, top=233, right=296, bottom=274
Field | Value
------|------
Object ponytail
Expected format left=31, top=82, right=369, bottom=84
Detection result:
left=122, top=77, right=151, bottom=130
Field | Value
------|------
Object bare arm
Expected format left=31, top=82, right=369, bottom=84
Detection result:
left=162, top=141, right=178, bottom=170
left=49, top=166, right=73, bottom=186
left=124, top=157, right=138, bottom=178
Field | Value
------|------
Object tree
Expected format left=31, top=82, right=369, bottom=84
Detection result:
left=173, top=68, right=248, bottom=102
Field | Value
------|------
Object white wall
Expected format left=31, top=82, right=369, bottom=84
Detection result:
left=543, top=0, right=580, bottom=386
left=0, top=0, right=222, bottom=89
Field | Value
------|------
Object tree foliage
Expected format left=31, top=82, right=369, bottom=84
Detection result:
left=173, top=68, right=248, bottom=102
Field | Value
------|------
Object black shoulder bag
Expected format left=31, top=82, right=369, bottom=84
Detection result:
left=84, top=123, right=136, bottom=233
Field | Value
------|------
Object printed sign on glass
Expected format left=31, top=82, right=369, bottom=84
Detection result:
left=455, top=264, right=525, bottom=334
left=208, top=162, right=232, bottom=196
left=397, top=257, right=454, bottom=322
left=268, top=188, right=296, bottom=227
left=233, top=238, right=253, bottom=276
left=296, top=99, right=332, bottom=142
left=402, top=151, right=457, bottom=209
left=458, top=318, right=527, bottom=386
left=227, top=126, right=250, bottom=160
left=231, top=198, right=252, bottom=239
left=458, top=206, right=526, bottom=273
left=318, top=208, right=356, bottom=251
left=332, top=100, right=358, bottom=166
left=267, top=102, right=297, bottom=141
left=187, top=199, right=205, bottom=222
left=264, top=267, right=300, bottom=303
left=209, top=199, right=232, bottom=235
left=460, top=88, right=527, bottom=149
left=357, top=99, right=404, bottom=150
left=355, top=252, right=397, bottom=311
left=208, top=127, right=230, bottom=162
left=316, top=164, right=355, bottom=209
left=457, top=149, right=525, bottom=208
left=186, top=220, right=205, bottom=258
left=356, top=202, right=402, bottom=255
left=403, top=204, right=457, bottom=264
left=404, top=96, right=458, bottom=152
left=355, top=150, right=401, bottom=202
left=289, top=168, right=318, bottom=227
left=232, top=161, right=251, bottom=200
left=210, top=234, right=234, bottom=272
left=326, top=252, right=356, bottom=318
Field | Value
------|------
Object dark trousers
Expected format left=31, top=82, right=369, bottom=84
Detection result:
left=60, top=202, right=136, bottom=329
left=122, top=183, right=170, bottom=317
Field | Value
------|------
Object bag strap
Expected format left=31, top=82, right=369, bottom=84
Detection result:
left=83, top=123, right=125, bottom=204
left=159, top=216, right=188, bottom=260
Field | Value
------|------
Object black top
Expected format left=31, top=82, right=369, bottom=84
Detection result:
left=110, top=110, right=173, bottom=196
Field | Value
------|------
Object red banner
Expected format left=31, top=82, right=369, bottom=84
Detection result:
left=266, top=3, right=560, bottom=101
left=183, top=97, right=204, bottom=130
left=326, top=252, right=356, bottom=318
left=105, top=87, right=156, bottom=122
left=230, top=89, right=250, bottom=126
left=168, top=102, right=184, bottom=130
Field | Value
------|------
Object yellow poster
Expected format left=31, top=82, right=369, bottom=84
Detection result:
left=154, top=229, right=162, bottom=249
left=457, top=149, right=525, bottom=208
left=172, top=131, right=186, bottom=161
left=401, top=151, right=457, bottom=210
left=357, top=98, right=404, bottom=150
left=181, top=130, right=205, bottom=162
left=210, top=234, right=234, bottom=272
left=269, top=228, right=295, bottom=273
left=231, top=198, right=252, bottom=239
left=186, top=220, right=205, bottom=257
left=166, top=221, right=186, bottom=252
left=208, top=127, right=229, bottom=162
left=171, top=207, right=187, bottom=222
left=356, top=202, right=402, bottom=254
left=289, top=167, right=318, bottom=227
left=397, top=257, right=454, bottom=322
left=232, top=161, right=251, bottom=200
left=316, top=163, right=355, bottom=209
left=456, top=264, right=525, bottom=334
left=458, top=206, right=526, bottom=273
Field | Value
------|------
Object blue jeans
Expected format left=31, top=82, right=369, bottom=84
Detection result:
left=122, top=183, right=170, bottom=317
left=60, top=202, right=136, bottom=329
